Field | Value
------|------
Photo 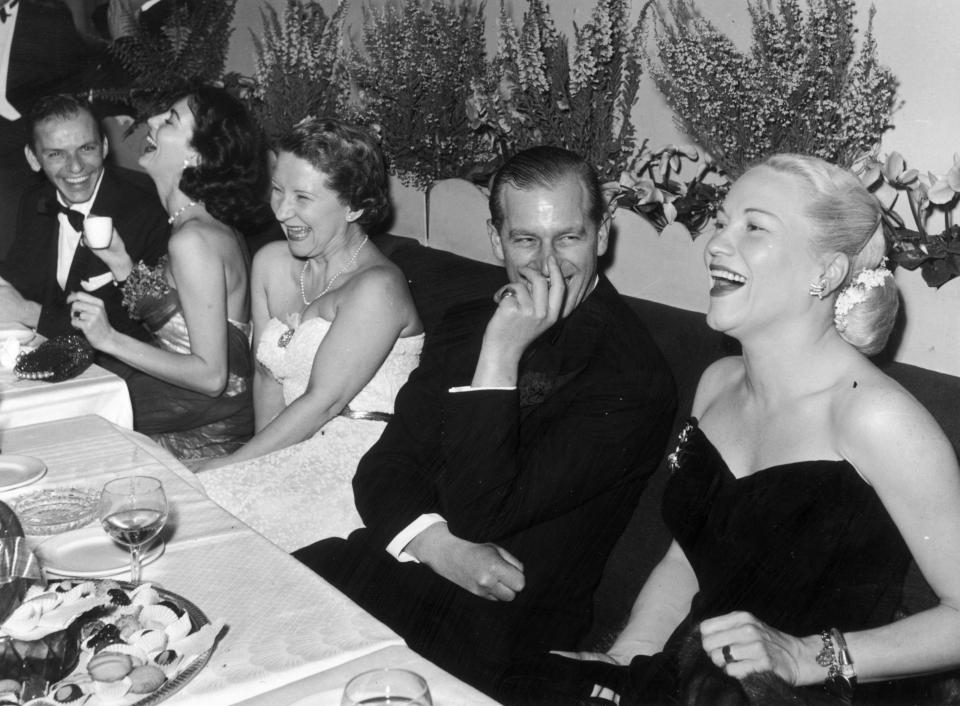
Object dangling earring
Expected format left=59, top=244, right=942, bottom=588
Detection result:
left=809, top=277, right=826, bottom=299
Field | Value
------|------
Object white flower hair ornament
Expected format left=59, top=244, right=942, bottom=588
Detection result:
left=833, top=266, right=893, bottom=333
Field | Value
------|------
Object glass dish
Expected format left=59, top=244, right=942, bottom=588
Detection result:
left=12, top=487, right=100, bottom=535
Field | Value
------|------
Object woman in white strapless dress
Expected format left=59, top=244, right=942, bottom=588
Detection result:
left=198, top=118, right=423, bottom=551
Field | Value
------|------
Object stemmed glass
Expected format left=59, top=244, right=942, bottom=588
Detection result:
left=341, top=668, right=433, bottom=706
left=99, top=476, right=167, bottom=584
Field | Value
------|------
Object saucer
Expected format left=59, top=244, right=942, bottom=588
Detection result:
left=0, top=455, right=47, bottom=492
left=37, top=526, right=165, bottom=578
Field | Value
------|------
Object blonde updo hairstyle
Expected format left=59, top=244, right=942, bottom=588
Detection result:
left=760, top=154, right=898, bottom=355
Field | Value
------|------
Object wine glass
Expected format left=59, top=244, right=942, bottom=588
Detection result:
left=341, top=668, right=433, bottom=706
left=99, top=476, right=167, bottom=584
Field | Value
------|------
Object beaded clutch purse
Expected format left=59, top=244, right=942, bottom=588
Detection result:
left=14, top=335, right=95, bottom=382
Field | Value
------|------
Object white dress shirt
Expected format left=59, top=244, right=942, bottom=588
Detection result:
left=56, top=172, right=107, bottom=291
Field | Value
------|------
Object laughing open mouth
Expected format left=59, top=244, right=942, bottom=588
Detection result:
left=709, top=266, right=746, bottom=294
left=284, top=225, right=311, bottom=241
left=143, top=135, right=157, bottom=154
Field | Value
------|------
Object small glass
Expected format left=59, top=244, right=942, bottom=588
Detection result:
left=341, top=668, right=433, bottom=706
left=99, top=476, right=167, bottom=584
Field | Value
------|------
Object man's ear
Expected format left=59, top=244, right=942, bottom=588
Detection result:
left=24, top=145, right=41, bottom=172
left=488, top=220, right=505, bottom=262
left=596, top=215, right=611, bottom=258
left=102, top=135, right=109, bottom=161
left=823, top=252, right=850, bottom=295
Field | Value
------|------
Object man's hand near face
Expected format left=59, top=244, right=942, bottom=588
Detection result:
left=471, top=255, right=566, bottom=388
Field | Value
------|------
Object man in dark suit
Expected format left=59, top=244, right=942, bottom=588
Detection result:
left=0, top=94, right=167, bottom=344
left=295, top=146, right=678, bottom=698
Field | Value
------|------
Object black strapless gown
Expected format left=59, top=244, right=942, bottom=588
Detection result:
left=499, top=418, right=948, bottom=705
left=662, top=417, right=909, bottom=645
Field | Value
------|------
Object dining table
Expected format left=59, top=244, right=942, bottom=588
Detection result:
left=0, top=358, right=132, bottom=430
left=0, top=414, right=501, bottom=705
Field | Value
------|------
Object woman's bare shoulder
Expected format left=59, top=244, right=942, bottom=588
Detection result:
left=168, top=218, right=237, bottom=258
left=834, top=368, right=954, bottom=482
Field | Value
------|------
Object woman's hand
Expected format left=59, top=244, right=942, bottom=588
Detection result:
left=699, top=611, right=818, bottom=685
left=84, top=228, right=135, bottom=282
left=67, top=291, right=116, bottom=351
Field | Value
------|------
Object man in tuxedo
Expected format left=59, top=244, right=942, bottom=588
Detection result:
left=0, top=94, right=167, bottom=344
left=296, top=146, right=677, bottom=697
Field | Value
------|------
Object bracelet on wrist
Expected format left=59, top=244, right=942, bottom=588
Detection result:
left=816, top=628, right=857, bottom=696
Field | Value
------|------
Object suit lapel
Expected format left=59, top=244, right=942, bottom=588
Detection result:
left=517, top=276, right=613, bottom=413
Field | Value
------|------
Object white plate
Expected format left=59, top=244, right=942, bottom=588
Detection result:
left=37, top=526, right=165, bottom=578
left=0, top=326, right=36, bottom=345
left=0, top=454, right=46, bottom=491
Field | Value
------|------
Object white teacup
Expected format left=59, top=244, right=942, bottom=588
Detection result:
left=83, top=216, right=114, bottom=249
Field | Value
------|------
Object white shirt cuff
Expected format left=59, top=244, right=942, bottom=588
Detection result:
left=386, top=513, right=446, bottom=562
left=81, top=272, right=116, bottom=292
left=448, top=385, right=516, bottom=393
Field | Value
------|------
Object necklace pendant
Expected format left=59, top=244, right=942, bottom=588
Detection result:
left=277, top=327, right=295, bottom=348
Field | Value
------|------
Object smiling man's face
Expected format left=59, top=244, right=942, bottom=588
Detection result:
left=489, top=175, right=609, bottom=318
left=25, top=110, right=107, bottom=205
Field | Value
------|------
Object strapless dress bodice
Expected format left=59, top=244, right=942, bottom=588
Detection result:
left=257, top=315, right=424, bottom=411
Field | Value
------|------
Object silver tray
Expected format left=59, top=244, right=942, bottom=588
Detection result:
left=53, top=580, right=215, bottom=706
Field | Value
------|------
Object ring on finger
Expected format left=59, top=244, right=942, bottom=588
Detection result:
left=494, top=286, right=517, bottom=303
left=722, top=644, right=735, bottom=664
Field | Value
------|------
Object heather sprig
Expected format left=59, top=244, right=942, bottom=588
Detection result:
left=646, top=0, right=900, bottom=178
left=346, top=0, right=490, bottom=188
left=466, top=0, right=647, bottom=183
left=249, top=0, right=349, bottom=140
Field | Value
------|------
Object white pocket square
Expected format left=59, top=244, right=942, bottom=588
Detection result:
left=81, top=272, right=116, bottom=291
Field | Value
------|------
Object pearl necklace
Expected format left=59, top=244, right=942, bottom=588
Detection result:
left=299, top=235, right=369, bottom=307
left=168, top=201, right=198, bottom=226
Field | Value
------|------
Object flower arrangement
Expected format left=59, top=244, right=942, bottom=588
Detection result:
left=465, top=0, right=646, bottom=184
left=612, top=142, right=727, bottom=236
left=859, top=152, right=960, bottom=288
left=644, top=0, right=899, bottom=178
left=247, top=0, right=349, bottom=141
left=104, top=0, right=238, bottom=118
left=345, top=0, right=489, bottom=189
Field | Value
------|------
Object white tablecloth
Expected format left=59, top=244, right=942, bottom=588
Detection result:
left=0, top=363, right=132, bottom=430
left=236, top=645, right=499, bottom=705
left=0, top=415, right=409, bottom=704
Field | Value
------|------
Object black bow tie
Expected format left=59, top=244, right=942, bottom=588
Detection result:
left=37, top=197, right=85, bottom=233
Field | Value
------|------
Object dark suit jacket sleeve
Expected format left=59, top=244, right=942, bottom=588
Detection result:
left=355, top=290, right=677, bottom=548
left=0, top=188, right=48, bottom=302
left=436, top=356, right=675, bottom=542
left=353, top=327, right=447, bottom=547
